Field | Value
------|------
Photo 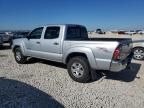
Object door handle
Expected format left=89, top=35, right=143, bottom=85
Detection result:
left=36, top=41, right=40, bottom=44
left=53, top=42, right=59, bottom=45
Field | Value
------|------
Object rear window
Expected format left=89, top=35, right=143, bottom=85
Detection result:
left=66, top=26, right=88, bottom=40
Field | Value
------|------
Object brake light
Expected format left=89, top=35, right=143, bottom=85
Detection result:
left=113, top=48, right=120, bottom=60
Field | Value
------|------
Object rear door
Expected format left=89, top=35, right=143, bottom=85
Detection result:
left=25, top=27, right=44, bottom=57
left=40, top=26, right=63, bottom=62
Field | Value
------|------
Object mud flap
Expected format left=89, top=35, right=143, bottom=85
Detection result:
left=126, top=52, right=134, bottom=69
left=91, top=69, right=102, bottom=81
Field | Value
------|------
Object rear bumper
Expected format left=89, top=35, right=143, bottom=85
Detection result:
left=110, top=61, right=127, bottom=72
left=110, top=53, right=133, bottom=72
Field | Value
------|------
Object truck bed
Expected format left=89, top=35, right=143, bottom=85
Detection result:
left=89, top=38, right=132, bottom=44
left=67, top=37, right=132, bottom=44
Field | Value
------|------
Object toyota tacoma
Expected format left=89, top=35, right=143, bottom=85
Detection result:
left=12, top=24, right=133, bottom=83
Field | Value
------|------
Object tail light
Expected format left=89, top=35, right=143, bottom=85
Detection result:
left=113, top=47, right=121, bottom=60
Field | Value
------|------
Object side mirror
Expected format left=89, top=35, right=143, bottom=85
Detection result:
left=26, top=35, right=30, bottom=40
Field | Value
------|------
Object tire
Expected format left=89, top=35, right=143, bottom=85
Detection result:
left=67, top=56, right=91, bottom=83
left=14, top=47, right=27, bottom=64
left=133, top=47, right=144, bottom=60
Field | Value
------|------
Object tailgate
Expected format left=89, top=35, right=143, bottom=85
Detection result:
left=119, top=40, right=133, bottom=60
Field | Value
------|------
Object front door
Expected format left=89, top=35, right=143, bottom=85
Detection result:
left=25, top=27, right=44, bottom=57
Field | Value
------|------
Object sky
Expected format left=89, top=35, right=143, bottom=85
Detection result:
left=0, top=0, right=144, bottom=31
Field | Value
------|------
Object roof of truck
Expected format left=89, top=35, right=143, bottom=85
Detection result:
left=44, top=24, right=85, bottom=27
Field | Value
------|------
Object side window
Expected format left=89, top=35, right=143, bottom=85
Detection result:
left=81, top=27, right=88, bottom=38
left=44, top=27, right=60, bottom=39
left=66, top=27, right=81, bottom=39
left=29, top=27, right=43, bottom=39
left=66, top=26, right=88, bottom=40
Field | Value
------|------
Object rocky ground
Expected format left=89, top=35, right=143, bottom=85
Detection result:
left=0, top=46, right=144, bottom=108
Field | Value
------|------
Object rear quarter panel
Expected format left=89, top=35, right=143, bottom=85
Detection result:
left=63, top=41, right=119, bottom=70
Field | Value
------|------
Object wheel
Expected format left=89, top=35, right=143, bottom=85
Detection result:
left=133, top=47, right=144, bottom=60
left=67, top=56, right=91, bottom=83
left=14, top=47, right=27, bottom=64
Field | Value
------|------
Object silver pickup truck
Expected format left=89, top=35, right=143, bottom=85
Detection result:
left=12, top=24, right=133, bottom=82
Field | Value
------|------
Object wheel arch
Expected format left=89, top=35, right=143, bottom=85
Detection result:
left=133, top=46, right=144, bottom=50
left=65, top=52, right=88, bottom=64
left=12, top=45, right=20, bottom=52
left=63, top=47, right=97, bottom=69
left=12, top=44, right=26, bottom=56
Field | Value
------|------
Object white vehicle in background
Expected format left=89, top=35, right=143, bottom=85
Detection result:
left=125, top=31, right=136, bottom=35
left=138, top=30, right=144, bottom=35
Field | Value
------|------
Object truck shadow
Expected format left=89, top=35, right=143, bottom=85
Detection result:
left=0, top=45, right=11, bottom=50
left=103, top=63, right=141, bottom=82
left=26, top=58, right=141, bottom=82
left=39, top=60, right=141, bottom=82
left=26, top=58, right=67, bottom=69
left=0, top=55, right=8, bottom=57
left=0, top=77, right=64, bottom=108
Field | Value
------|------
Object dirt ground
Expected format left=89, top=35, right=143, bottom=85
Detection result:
left=0, top=45, right=144, bottom=108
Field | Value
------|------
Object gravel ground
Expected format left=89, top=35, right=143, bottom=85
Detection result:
left=0, top=47, right=144, bottom=108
